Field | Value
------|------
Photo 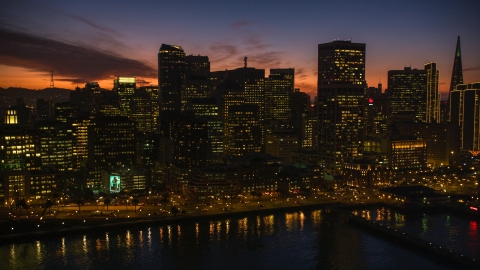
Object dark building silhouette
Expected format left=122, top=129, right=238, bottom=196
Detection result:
left=158, top=44, right=186, bottom=114
left=317, top=40, right=366, bottom=175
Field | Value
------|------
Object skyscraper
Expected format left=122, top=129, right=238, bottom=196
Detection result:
left=158, top=44, right=186, bottom=113
left=265, top=68, right=294, bottom=123
left=113, top=77, right=136, bottom=117
left=450, top=83, right=480, bottom=155
left=449, top=36, right=463, bottom=94
left=387, top=67, right=427, bottom=123
left=424, top=62, right=440, bottom=123
left=317, top=40, right=366, bottom=175
left=185, top=55, right=210, bottom=103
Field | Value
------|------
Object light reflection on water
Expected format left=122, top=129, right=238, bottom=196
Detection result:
left=352, top=206, right=480, bottom=260
left=0, top=207, right=455, bottom=270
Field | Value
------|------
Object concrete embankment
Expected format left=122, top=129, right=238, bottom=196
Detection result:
left=329, top=205, right=480, bottom=270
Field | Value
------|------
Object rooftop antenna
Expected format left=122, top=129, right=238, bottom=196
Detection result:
left=244, top=56, right=247, bottom=68
left=50, top=68, right=54, bottom=88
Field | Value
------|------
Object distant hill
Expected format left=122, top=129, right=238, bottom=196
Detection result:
left=0, top=87, right=71, bottom=114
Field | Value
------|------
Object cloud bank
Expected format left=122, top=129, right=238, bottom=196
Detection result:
left=0, top=28, right=157, bottom=84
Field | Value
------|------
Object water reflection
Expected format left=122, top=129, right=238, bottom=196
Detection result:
left=352, top=205, right=480, bottom=260
left=0, top=207, right=461, bottom=270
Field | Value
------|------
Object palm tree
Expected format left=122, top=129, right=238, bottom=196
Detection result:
left=104, top=197, right=112, bottom=211
left=132, top=198, right=139, bottom=213
left=171, top=206, right=179, bottom=217
left=76, top=198, right=84, bottom=213
left=51, top=192, right=61, bottom=207
left=161, top=192, right=170, bottom=210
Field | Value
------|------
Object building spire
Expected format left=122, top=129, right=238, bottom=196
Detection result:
left=449, top=35, right=463, bottom=93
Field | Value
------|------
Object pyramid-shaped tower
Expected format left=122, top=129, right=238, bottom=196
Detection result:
left=449, top=35, right=463, bottom=93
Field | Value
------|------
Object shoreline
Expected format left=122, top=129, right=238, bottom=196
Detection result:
left=0, top=200, right=340, bottom=245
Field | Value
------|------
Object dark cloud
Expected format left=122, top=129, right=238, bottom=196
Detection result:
left=68, top=14, right=120, bottom=35
left=0, top=28, right=157, bottom=84
left=464, top=66, right=480, bottom=72
left=296, top=68, right=308, bottom=80
left=208, top=43, right=239, bottom=63
left=249, top=51, right=283, bottom=67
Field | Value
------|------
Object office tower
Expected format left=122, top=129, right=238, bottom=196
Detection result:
left=450, top=83, right=480, bottom=155
left=113, top=77, right=136, bottom=117
left=424, top=63, right=440, bottom=123
left=36, top=98, right=54, bottom=121
left=387, top=67, right=427, bottom=123
left=35, top=121, right=74, bottom=172
left=317, top=40, right=366, bottom=175
left=389, top=138, right=427, bottom=172
left=98, top=90, right=121, bottom=117
left=449, top=36, right=463, bottom=94
left=158, top=44, right=186, bottom=114
left=265, top=68, right=294, bottom=123
left=265, top=129, right=298, bottom=162
left=213, top=64, right=266, bottom=157
left=87, top=116, right=136, bottom=189
left=185, top=98, right=224, bottom=163
left=301, top=113, right=318, bottom=150
left=9, top=98, right=32, bottom=124
left=226, top=104, right=262, bottom=157
left=54, top=102, right=80, bottom=122
left=71, top=116, right=93, bottom=171
left=365, top=84, right=387, bottom=136
left=0, top=112, right=36, bottom=171
left=393, top=122, right=449, bottom=167
left=69, top=82, right=102, bottom=114
left=130, top=87, right=157, bottom=133
left=185, top=55, right=210, bottom=103
left=171, top=112, right=210, bottom=168
left=226, top=66, right=266, bottom=120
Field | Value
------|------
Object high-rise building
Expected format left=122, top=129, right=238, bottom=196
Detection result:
left=185, top=98, right=224, bottom=163
left=424, top=62, right=440, bottom=123
left=158, top=44, right=186, bottom=114
left=185, top=55, right=210, bottom=103
left=265, top=68, right=294, bottom=123
left=387, top=67, right=427, bottom=123
left=87, top=116, right=136, bottom=189
left=449, top=36, right=464, bottom=94
left=450, top=83, right=480, bottom=156
left=226, top=104, right=262, bottom=157
left=317, top=40, right=366, bottom=175
left=69, top=82, right=102, bottom=114
left=130, top=86, right=158, bottom=133
left=35, top=121, right=74, bottom=172
left=113, top=77, right=136, bottom=117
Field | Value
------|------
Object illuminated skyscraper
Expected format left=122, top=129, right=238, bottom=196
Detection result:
left=449, top=36, right=463, bottom=94
left=387, top=67, right=427, bottom=123
left=265, top=68, right=294, bottom=123
left=317, top=40, right=366, bottom=175
left=226, top=104, right=262, bottom=157
left=87, top=116, right=136, bottom=188
left=158, top=44, right=186, bottom=113
left=113, top=77, right=136, bottom=117
left=450, top=83, right=480, bottom=155
left=424, top=62, right=440, bottom=123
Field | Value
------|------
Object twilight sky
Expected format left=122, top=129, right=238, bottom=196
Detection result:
left=1, top=0, right=479, bottom=99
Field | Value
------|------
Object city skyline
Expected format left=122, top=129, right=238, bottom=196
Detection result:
left=1, top=0, right=480, bottom=99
